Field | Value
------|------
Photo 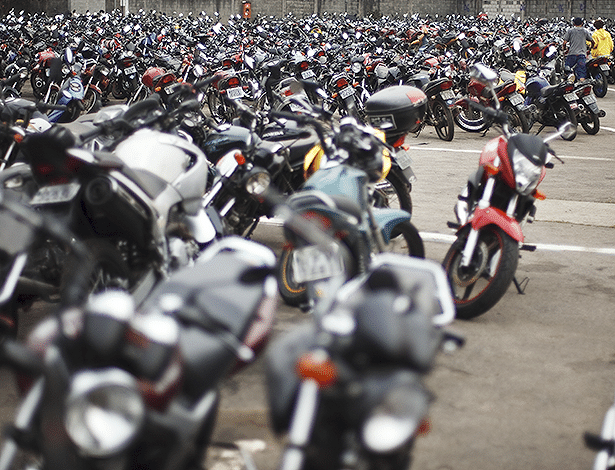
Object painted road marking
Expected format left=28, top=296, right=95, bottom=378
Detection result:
left=421, top=232, right=615, bottom=255
left=602, top=126, right=615, bottom=133
left=407, top=145, right=614, bottom=161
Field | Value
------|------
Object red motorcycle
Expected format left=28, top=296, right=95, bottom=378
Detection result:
left=443, top=64, right=571, bottom=319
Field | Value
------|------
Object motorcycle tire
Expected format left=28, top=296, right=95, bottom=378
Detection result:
left=374, top=166, right=413, bottom=213
left=502, top=101, right=530, bottom=134
left=388, top=220, right=425, bottom=258
left=443, top=226, right=519, bottom=319
left=454, top=106, right=488, bottom=133
left=30, top=71, right=46, bottom=99
left=208, top=90, right=231, bottom=123
left=432, top=98, right=455, bottom=141
left=552, top=99, right=577, bottom=141
left=61, top=238, right=132, bottom=300
left=592, top=71, right=608, bottom=98
left=111, top=79, right=127, bottom=99
left=580, top=111, right=600, bottom=135
left=83, top=88, right=101, bottom=114
left=277, top=241, right=358, bottom=308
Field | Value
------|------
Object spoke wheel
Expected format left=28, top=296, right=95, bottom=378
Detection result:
left=443, top=226, right=519, bottom=319
left=373, top=167, right=413, bottom=213
left=454, top=106, right=488, bottom=133
left=502, top=102, right=530, bottom=134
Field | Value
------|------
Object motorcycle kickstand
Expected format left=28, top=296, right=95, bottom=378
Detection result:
left=513, top=275, right=530, bottom=294
left=535, top=124, right=546, bottom=136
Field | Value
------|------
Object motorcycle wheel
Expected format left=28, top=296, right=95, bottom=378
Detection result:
left=580, top=111, right=600, bottom=135
left=453, top=106, right=488, bottom=133
left=111, top=79, right=127, bottom=99
left=277, top=241, right=358, bottom=307
left=388, top=220, right=425, bottom=258
left=552, top=99, right=578, bottom=141
left=502, top=101, right=530, bottom=134
left=83, top=88, right=101, bottom=114
left=592, top=71, right=608, bottom=98
left=443, top=226, right=519, bottom=319
left=61, top=239, right=132, bottom=299
left=208, top=90, right=230, bottom=123
left=432, top=98, right=455, bottom=141
left=374, top=167, right=413, bottom=213
left=30, top=71, right=46, bottom=99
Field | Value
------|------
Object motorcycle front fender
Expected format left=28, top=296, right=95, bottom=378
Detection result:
left=468, top=206, right=524, bottom=242
left=373, top=208, right=411, bottom=243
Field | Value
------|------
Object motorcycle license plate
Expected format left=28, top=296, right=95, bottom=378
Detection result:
left=124, top=65, right=137, bottom=75
left=291, top=244, right=345, bottom=283
left=339, top=86, right=355, bottom=99
left=226, top=86, right=245, bottom=99
left=394, top=148, right=413, bottom=171
left=30, top=182, right=81, bottom=205
left=301, top=69, right=316, bottom=79
left=600, top=64, right=610, bottom=71
left=508, top=93, right=524, bottom=106
left=564, top=92, right=578, bottom=102
left=583, top=94, right=597, bottom=105
left=164, top=82, right=180, bottom=94
left=440, top=89, right=455, bottom=101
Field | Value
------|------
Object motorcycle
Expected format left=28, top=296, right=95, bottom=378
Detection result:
left=16, top=96, right=217, bottom=306
left=273, top=110, right=425, bottom=308
left=442, top=63, right=573, bottom=319
left=586, top=55, right=610, bottom=98
left=265, top=244, right=462, bottom=470
left=572, top=78, right=606, bottom=135
left=0, top=190, right=278, bottom=470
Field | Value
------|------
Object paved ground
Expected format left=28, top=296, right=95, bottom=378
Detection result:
left=1, top=83, right=614, bottom=470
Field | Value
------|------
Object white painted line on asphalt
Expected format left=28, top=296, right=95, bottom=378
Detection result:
left=408, top=145, right=613, bottom=161
left=608, top=88, right=615, bottom=92
left=420, top=232, right=615, bottom=255
left=602, top=126, right=615, bottom=133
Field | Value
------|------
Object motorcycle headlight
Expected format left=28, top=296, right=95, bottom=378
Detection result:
left=65, top=368, right=145, bottom=458
left=62, top=63, right=70, bottom=75
left=351, top=62, right=362, bottom=74
left=245, top=170, right=271, bottom=195
left=375, top=63, right=388, bottom=79
left=362, top=385, right=429, bottom=454
left=511, top=148, right=542, bottom=196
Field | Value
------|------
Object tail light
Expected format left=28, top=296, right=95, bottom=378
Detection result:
left=580, top=86, right=592, bottom=97
left=299, top=61, right=309, bottom=71
left=564, top=84, right=574, bottom=93
left=336, top=77, right=349, bottom=88
left=222, top=58, right=233, bottom=68
left=227, top=76, right=240, bottom=88
left=32, top=153, right=83, bottom=185
left=440, top=80, right=453, bottom=90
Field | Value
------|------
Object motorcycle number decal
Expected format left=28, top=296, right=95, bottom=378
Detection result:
left=508, top=93, right=524, bottom=106
left=301, top=69, right=316, bottom=79
left=440, top=89, right=455, bottom=100
left=339, top=86, right=355, bottom=99
left=367, top=114, right=396, bottom=130
left=564, top=92, right=578, bottom=102
left=394, top=148, right=413, bottom=170
left=226, top=86, right=245, bottom=99
left=124, top=65, right=137, bottom=75
left=30, top=182, right=81, bottom=205
left=165, top=82, right=180, bottom=94
left=599, top=64, right=610, bottom=71
left=291, top=244, right=345, bottom=283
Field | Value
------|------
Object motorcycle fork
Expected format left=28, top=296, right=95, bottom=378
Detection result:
left=279, top=379, right=320, bottom=470
left=460, top=161, right=499, bottom=267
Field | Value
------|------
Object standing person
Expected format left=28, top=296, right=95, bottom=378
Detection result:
left=563, top=17, right=595, bottom=81
left=591, top=19, right=613, bottom=58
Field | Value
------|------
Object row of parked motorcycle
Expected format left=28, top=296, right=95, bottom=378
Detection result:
left=0, top=7, right=611, bottom=470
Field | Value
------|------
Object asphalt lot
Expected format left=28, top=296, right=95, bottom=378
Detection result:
left=1, top=84, right=614, bottom=470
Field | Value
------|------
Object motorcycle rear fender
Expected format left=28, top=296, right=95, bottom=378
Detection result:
left=373, top=208, right=411, bottom=243
left=467, top=206, right=524, bottom=242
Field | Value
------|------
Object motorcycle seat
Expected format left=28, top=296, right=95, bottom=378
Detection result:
left=540, top=85, right=558, bottom=97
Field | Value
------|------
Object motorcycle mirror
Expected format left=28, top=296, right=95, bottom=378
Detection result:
left=556, top=121, right=576, bottom=141
left=469, top=63, right=498, bottom=87
left=213, top=23, right=222, bottom=34
left=64, top=47, right=74, bottom=64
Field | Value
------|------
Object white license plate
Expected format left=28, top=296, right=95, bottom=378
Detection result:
left=226, top=86, right=245, bottom=99
left=164, top=82, right=180, bottom=94
left=564, top=92, right=578, bottom=102
left=600, top=64, right=610, bottom=71
left=440, top=89, right=455, bottom=100
left=583, top=94, right=597, bottom=105
left=339, top=86, right=355, bottom=99
left=124, top=65, right=137, bottom=75
left=301, top=69, right=315, bottom=79
left=30, top=182, right=81, bottom=205
left=291, top=244, right=345, bottom=283
left=508, top=93, right=524, bottom=106
left=394, top=148, right=413, bottom=171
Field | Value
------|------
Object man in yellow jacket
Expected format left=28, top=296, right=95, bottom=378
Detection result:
left=591, top=19, right=613, bottom=58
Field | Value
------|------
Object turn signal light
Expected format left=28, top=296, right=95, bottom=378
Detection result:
left=234, top=153, right=246, bottom=165
left=533, top=189, right=546, bottom=200
left=296, top=350, right=338, bottom=387
left=484, top=163, right=500, bottom=175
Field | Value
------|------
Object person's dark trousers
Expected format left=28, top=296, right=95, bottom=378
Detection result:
left=565, top=54, right=588, bottom=79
